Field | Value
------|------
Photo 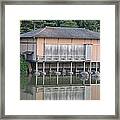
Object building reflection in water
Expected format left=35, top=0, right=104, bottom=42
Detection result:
left=20, top=73, right=100, bottom=100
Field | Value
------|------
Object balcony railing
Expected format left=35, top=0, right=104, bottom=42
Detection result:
left=37, top=55, right=86, bottom=61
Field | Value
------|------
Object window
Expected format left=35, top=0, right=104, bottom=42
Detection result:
left=45, top=44, right=88, bottom=61
left=45, top=45, right=52, bottom=60
left=60, top=45, right=67, bottom=60
left=52, top=45, right=58, bottom=60
left=74, top=45, right=84, bottom=60
left=67, top=45, right=72, bottom=60
left=84, top=44, right=92, bottom=60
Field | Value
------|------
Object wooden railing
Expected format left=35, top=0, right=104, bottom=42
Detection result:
left=37, top=55, right=86, bottom=61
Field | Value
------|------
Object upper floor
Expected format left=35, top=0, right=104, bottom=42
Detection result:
left=37, top=38, right=100, bottom=62
left=20, top=27, right=100, bottom=62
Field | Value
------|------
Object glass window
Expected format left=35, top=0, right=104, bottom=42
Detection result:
left=67, top=45, right=72, bottom=60
left=60, top=45, right=63, bottom=56
left=71, top=45, right=75, bottom=58
left=52, top=45, right=58, bottom=56
left=85, top=45, right=92, bottom=60
left=60, top=45, right=67, bottom=60
left=45, top=45, right=52, bottom=56
left=45, top=45, right=52, bottom=60
left=63, top=45, right=67, bottom=56
left=74, top=45, right=84, bottom=60
left=45, top=44, right=87, bottom=61
left=78, top=45, right=84, bottom=58
left=52, top=45, right=58, bottom=60
left=67, top=45, right=72, bottom=56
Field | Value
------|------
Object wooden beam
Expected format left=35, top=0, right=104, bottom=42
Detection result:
left=89, top=62, right=92, bottom=100
left=43, top=62, right=45, bottom=85
left=70, top=62, right=73, bottom=84
left=35, top=61, right=38, bottom=85
left=57, top=62, right=59, bottom=85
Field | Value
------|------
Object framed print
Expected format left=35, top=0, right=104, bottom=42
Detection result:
left=0, top=0, right=119, bottom=119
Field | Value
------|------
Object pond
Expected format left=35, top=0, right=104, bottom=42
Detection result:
left=20, top=73, right=100, bottom=100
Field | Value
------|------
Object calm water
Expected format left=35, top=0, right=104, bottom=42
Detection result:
left=20, top=74, right=99, bottom=100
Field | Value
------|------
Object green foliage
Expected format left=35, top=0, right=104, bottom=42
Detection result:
left=20, top=20, right=100, bottom=34
left=60, top=20, right=78, bottom=27
left=20, top=56, right=29, bottom=75
left=20, top=74, right=29, bottom=89
left=75, top=20, right=100, bottom=32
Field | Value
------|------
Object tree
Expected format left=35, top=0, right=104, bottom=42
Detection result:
left=60, top=20, right=78, bottom=27
left=20, top=20, right=100, bottom=34
left=20, top=56, right=29, bottom=75
left=75, top=20, right=100, bottom=32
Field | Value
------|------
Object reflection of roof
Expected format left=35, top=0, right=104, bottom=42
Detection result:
left=20, top=27, right=100, bottom=39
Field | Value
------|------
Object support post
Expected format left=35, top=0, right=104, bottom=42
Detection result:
left=84, top=61, right=85, bottom=72
left=43, top=62, right=45, bottom=85
left=58, top=45, right=60, bottom=61
left=83, top=61, right=86, bottom=85
left=70, top=62, right=72, bottom=84
left=83, top=61, right=86, bottom=99
left=50, top=63, right=51, bottom=81
left=35, top=61, right=38, bottom=85
left=89, top=61, right=92, bottom=100
left=57, top=62, right=59, bottom=85
left=96, top=62, right=97, bottom=72
left=75, top=62, right=77, bottom=78
left=96, top=62, right=97, bottom=99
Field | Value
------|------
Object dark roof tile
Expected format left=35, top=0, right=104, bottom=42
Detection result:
left=20, top=28, right=43, bottom=38
left=20, top=27, right=100, bottom=39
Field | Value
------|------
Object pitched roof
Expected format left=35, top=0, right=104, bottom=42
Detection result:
left=20, top=27, right=100, bottom=39
left=20, top=28, right=43, bottom=38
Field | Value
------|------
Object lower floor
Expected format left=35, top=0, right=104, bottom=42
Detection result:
left=30, top=61, right=100, bottom=85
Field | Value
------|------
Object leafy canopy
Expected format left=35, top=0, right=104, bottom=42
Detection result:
left=20, top=20, right=100, bottom=34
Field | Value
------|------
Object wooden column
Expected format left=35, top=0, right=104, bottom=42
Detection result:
left=83, top=61, right=86, bottom=85
left=75, top=62, right=77, bottom=78
left=96, top=62, right=97, bottom=99
left=49, top=63, right=51, bottom=81
left=84, top=61, right=85, bottom=72
left=89, top=61, right=92, bottom=100
left=84, top=61, right=86, bottom=100
left=96, top=62, right=97, bottom=72
left=57, top=62, right=59, bottom=85
left=58, top=45, right=60, bottom=61
left=70, top=62, right=73, bottom=84
left=35, top=61, right=38, bottom=85
left=43, top=62, right=45, bottom=85
left=44, top=38, right=46, bottom=61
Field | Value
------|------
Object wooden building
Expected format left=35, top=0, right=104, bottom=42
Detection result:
left=20, top=27, right=100, bottom=100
